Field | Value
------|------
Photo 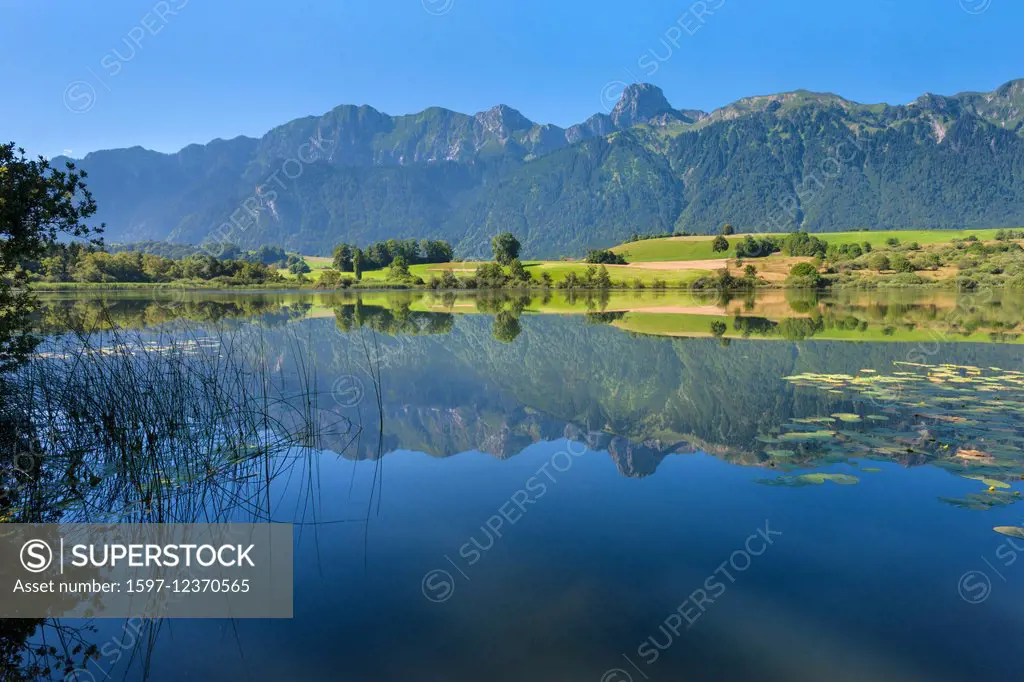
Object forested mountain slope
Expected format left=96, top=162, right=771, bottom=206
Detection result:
left=59, top=80, right=1024, bottom=257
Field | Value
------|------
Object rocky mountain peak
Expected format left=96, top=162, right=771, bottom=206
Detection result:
left=611, top=83, right=675, bottom=128
left=992, top=79, right=1024, bottom=100
left=914, top=92, right=952, bottom=111
left=475, top=104, right=535, bottom=137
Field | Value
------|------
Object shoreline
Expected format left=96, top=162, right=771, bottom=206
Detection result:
left=26, top=279, right=1012, bottom=294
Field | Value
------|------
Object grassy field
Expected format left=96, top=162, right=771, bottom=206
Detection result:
left=393, top=261, right=709, bottom=286
left=282, top=259, right=712, bottom=287
left=525, top=262, right=708, bottom=285
left=302, top=256, right=334, bottom=279
left=611, top=312, right=1021, bottom=343
left=279, top=227, right=1014, bottom=287
left=610, top=229, right=1006, bottom=262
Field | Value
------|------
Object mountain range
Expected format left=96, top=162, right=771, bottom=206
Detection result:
left=58, top=79, right=1024, bottom=258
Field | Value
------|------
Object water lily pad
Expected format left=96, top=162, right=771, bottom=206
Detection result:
left=831, top=413, right=863, bottom=423
left=778, top=430, right=836, bottom=442
left=791, top=417, right=836, bottom=424
left=963, top=475, right=1010, bottom=489
left=765, top=449, right=797, bottom=458
left=758, top=472, right=860, bottom=487
left=797, top=473, right=860, bottom=485
left=993, top=526, right=1024, bottom=539
left=940, top=491, right=1020, bottom=511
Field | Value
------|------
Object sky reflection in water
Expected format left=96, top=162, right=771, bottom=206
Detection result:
left=17, top=291, right=1024, bottom=681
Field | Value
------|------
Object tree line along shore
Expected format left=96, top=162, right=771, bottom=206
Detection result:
left=19, top=225, right=1024, bottom=293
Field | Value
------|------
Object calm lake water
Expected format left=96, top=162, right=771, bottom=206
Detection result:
left=8, top=289, right=1024, bottom=681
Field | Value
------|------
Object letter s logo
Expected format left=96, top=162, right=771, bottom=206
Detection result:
left=21, top=540, right=53, bottom=573
left=63, top=81, right=96, bottom=114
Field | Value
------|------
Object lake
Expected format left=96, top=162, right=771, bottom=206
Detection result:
left=4, top=289, right=1024, bottom=681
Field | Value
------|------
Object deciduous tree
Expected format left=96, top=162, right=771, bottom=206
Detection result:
left=491, top=232, right=521, bottom=266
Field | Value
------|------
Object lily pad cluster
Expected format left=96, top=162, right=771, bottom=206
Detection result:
left=753, top=362, right=1024, bottom=505
left=757, top=472, right=861, bottom=487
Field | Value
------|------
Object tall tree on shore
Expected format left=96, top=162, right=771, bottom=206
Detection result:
left=390, top=254, right=410, bottom=278
left=333, top=243, right=354, bottom=272
left=353, top=248, right=363, bottom=280
left=491, top=232, right=521, bottom=266
left=0, top=143, right=102, bottom=270
left=1, top=143, right=102, bottom=369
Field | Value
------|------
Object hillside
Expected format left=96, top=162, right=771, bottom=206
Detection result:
left=57, top=80, right=1024, bottom=258
left=610, top=229, right=1004, bottom=261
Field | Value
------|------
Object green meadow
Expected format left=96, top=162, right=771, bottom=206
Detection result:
left=610, top=229, right=1006, bottom=262
left=283, top=259, right=711, bottom=287
left=276, top=227, right=1022, bottom=291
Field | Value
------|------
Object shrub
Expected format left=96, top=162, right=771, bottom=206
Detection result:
left=789, top=262, right=819, bottom=278
left=955, top=276, right=979, bottom=292
left=439, top=270, right=460, bottom=288
left=507, top=258, right=531, bottom=283
left=782, top=232, right=828, bottom=258
left=558, top=272, right=582, bottom=289
left=475, top=262, right=507, bottom=287
left=711, top=235, right=729, bottom=253
left=829, top=243, right=863, bottom=261
left=734, top=235, right=780, bottom=259
left=884, top=272, right=926, bottom=286
left=868, top=253, right=891, bottom=271
left=956, top=256, right=981, bottom=271
left=592, top=265, right=613, bottom=288
left=389, top=255, right=410, bottom=278
left=890, top=254, right=915, bottom=273
left=286, top=256, right=311, bottom=275
left=585, top=249, right=628, bottom=265
left=317, top=269, right=343, bottom=288
left=786, top=262, right=823, bottom=287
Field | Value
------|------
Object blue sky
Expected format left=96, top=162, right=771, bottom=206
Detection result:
left=3, top=0, right=1021, bottom=158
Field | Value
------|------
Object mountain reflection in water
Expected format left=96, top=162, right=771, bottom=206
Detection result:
left=0, top=289, right=1022, bottom=681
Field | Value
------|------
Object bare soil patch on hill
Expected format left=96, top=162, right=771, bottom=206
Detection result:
left=619, top=256, right=812, bottom=282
